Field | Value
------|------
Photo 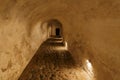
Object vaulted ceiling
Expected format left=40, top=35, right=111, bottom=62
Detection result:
left=0, top=0, right=120, bottom=80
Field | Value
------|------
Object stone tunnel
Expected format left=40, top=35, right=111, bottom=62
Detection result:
left=0, top=0, right=120, bottom=80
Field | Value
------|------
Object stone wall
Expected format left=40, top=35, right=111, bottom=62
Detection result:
left=0, top=0, right=120, bottom=80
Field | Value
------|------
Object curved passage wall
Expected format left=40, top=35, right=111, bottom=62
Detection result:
left=0, top=0, right=120, bottom=80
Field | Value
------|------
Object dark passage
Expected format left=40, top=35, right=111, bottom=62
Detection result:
left=56, top=28, right=60, bottom=36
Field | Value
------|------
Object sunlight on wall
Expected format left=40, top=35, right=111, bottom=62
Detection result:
left=53, top=41, right=68, bottom=50
left=65, top=41, right=68, bottom=50
left=59, top=59, right=96, bottom=80
left=84, top=59, right=95, bottom=80
left=86, top=60, right=93, bottom=74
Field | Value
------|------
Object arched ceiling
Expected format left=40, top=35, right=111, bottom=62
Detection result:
left=0, top=0, right=120, bottom=80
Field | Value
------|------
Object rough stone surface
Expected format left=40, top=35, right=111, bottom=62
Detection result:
left=0, top=0, right=120, bottom=80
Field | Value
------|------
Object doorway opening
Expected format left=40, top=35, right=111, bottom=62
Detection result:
left=46, top=19, right=63, bottom=38
left=56, top=28, right=60, bottom=36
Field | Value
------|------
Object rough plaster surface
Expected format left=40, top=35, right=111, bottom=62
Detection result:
left=0, top=0, right=120, bottom=80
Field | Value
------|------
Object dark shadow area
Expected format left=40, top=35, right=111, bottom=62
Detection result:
left=56, top=28, right=60, bottom=36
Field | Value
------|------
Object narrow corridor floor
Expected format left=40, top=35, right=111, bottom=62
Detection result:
left=18, top=37, right=94, bottom=80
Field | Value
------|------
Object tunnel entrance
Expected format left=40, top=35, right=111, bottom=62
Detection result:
left=56, top=28, right=60, bottom=36
left=47, top=19, right=63, bottom=38
left=18, top=19, right=78, bottom=80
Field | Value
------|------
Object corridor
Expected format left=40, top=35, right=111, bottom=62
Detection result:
left=0, top=0, right=119, bottom=80
left=18, top=37, right=77, bottom=80
left=18, top=36, right=95, bottom=80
